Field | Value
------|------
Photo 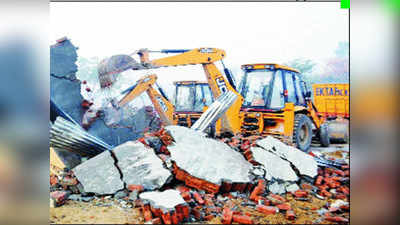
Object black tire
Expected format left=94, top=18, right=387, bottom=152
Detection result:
left=206, top=124, right=216, bottom=138
left=319, top=122, right=330, bottom=147
left=293, top=114, right=313, bottom=152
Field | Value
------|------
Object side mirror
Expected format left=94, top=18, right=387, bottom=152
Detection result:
left=305, top=91, right=312, bottom=98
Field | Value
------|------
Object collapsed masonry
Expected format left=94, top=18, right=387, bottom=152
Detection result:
left=72, top=126, right=318, bottom=195
left=52, top=125, right=349, bottom=223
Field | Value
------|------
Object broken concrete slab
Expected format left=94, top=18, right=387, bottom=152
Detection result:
left=139, top=189, right=185, bottom=210
left=73, top=151, right=124, bottom=195
left=113, top=141, right=172, bottom=191
left=268, top=181, right=286, bottom=195
left=284, top=182, right=300, bottom=193
left=250, top=147, right=298, bottom=181
left=256, top=136, right=318, bottom=178
left=165, top=126, right=253, bottom=184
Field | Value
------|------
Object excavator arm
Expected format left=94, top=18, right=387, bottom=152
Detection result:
left=135, top=48, right=244, bottom=134
left=118, top=74, right=174, bottom=126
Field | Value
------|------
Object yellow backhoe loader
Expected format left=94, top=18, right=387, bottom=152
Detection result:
left=100, top=48, right=330, bottom=151
left=117, top=74, right=215, bottom=130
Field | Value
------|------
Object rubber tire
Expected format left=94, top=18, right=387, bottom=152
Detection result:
left=319, top=122, right=330, bottom=147
left=293, top=114, right=313, bottom=152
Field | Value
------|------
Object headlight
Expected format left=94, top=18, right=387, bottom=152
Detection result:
left=256, top=113, right=261, bottom=117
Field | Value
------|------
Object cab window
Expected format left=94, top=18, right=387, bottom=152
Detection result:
left=202, top=85, right=213, bottom=106
left=294, top=75, right=305, bottom=105
left=241, top=70, right=274, bottom=107
left=270, top=70, right=284, bottom=109
left=285, top=72, right=296, bottom=103
left=175, top=85, right=194, bottom=111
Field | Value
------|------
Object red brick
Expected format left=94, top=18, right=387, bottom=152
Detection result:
left=301, top=183, right=313, bottom=190
left=256, top=205, right=278, bottom=215
left=176, top=204, right=189, bottom=220
left=191, top=207, right=203, bottom=221
left=329, top=207, right=340, bottom=213
left=204, top=196, right=215, bottom=207
left=50, top=175, right=58, bottom=186
left=269, top=194, right=286, bottom=203
left=325, top=216, right=349, bottom=223
left=340, top=205, right=350, bottom=211
left=202, top=181, right=220, bottom=194
left=176, top=185, right=190, bottom=193
left=204, top=214, right=214, bottom=221
left=220, top=180, right=233, bottom=193
left=180, top=191, right=192, bottom=201
left=151, top=218, right=161, bottom=224
left=50, top=191, right=67, bottom=201
left=142, top=204, right=152, bottom=222
left=171, top=210, right=179, bottom=224
left=185, top=176, right=204, bottom=190
left=222, top=207, right=233, bottom=224
left=294, top=190, right=308, bottom=198
left=276, top=203, right=291, bottom=211
left=193, top=192, right=205, bottom=205
left=321, top=190, right=332, bottom=198
left=319, top=184, right=329, bottom=191
left=245, top=182, right=255, bottom=193
left=286, top=210, right=295, bottom=220
left=342, top=186, right=350, bottom=195
left=250, top=180, right=265, bottom=201
left=127, top=184, right=144, bottom=192
left=341, top=165, right=349, bottom=170
left=336, top=193, right=347, bottom=200
left=175, top=168, right=189, bottom=181
left=243, top=149, right=253, bottom=159
left=333, top=169, right=345, bottom=176
left=315, top=175, right=324, bottom=185
left=232, top=215, right=253, bottom=224
left=161, top=211, right=172, bottom=224
left=150, top=206, right=163, bottom=217
left=232, top=183, right=247, bottom=193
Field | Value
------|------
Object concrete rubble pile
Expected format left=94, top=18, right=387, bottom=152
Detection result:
left=51, top=125, right=349, bottom=223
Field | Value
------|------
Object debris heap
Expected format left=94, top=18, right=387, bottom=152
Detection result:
left=50, top=125, right=349, bottom=224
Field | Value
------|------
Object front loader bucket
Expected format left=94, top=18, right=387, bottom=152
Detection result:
left=97, top=54, right=139, bottom=88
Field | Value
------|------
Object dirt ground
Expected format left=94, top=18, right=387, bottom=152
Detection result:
left=50, top=195, right=349, bottom=224
left=50, top=200, right=143, bottom=224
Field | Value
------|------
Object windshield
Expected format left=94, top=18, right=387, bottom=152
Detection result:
left=193, top=84, right=213, bottom=112
left=241, top=70, right=275, bottom=107
left=175, top=85, right=194, bottom=111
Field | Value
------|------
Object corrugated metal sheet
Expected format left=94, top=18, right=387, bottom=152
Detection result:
left=50, top=117, right=112, bottom=157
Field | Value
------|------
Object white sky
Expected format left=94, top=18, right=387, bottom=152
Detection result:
left=50, top=2, right=348, bottom=96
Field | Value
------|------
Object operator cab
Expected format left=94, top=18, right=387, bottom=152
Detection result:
left=239, top=64, right=308, bottom=111
left=174, top=81, right=213, bottom=112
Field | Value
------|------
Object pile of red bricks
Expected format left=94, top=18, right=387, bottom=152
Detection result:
left=50, top=191, right=69, bottom=207
left=314, top=166, right=350, bottom=199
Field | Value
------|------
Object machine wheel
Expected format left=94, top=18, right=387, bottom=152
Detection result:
left=293, top=114, right=313, bottom=152
left=206, top=124, right=216, bottom=138
left=319, top=122, right=330, bottom=147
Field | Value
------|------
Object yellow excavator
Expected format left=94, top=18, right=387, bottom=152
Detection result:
left=117, top=74, right=214, bottom=129
left=100, top=48, right=329, bottom=151
left=118, top=74, right=174, bottom=126
left=99, top=48, right=242, bottom=135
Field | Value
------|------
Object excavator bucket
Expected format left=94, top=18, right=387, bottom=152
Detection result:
left=97, top=54, right=140, bottom=88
